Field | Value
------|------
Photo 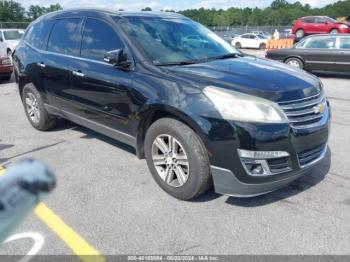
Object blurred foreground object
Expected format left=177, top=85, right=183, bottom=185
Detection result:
left=0, top=159, right=55, bottom=243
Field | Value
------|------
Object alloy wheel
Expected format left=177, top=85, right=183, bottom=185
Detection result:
left=151, top=134, right=189, bottom=188
left=287, top=59, right=301, bottom=68
left=25, top=92, right=40, bottom=124
left=296, top=30, right=304, bottom=38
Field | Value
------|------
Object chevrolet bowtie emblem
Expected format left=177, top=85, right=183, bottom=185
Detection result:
left=314, top=103, right=325, bottom=114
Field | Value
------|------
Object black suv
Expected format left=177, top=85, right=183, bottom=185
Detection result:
left=13, top=9, right=330, bottom=200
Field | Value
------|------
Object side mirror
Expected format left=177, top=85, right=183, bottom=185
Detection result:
left=104, top=49, right=132, bottom=69
left=0, top=38, right=3, bottom=42
left=324, top=20, right=329, bottom=24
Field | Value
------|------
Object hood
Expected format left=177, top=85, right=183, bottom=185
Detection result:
left=166, top=56, right=321, bottom=102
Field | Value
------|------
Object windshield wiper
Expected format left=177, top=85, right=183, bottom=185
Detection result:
left=155, top=53, right=242, bottom=66
left=208, top=53, right=242, bottom=61
left=155, top=60, right=199, bottom=66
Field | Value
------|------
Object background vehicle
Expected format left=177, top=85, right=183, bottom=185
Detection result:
left=222, top=34, right=236, bottom=43
left=251, top=31, right=272, bottom=39
left=0, top=55, right=13, bottom=81
left=280, top=29, right=293, bottom=39
left=232, top=33, right=268, bottom=49
left=292, top=16, right=350, bottom=39
left=14, top=10, right=329, bottom=200
left=0, top=29, right=25, bottom=56
left=181, top=35, right=208, bottom=47
left=266, top=34, right=350, bottom=73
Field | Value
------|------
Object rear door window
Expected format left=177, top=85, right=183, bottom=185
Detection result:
left=315, top=17, right=326, bottom=24
left=339, top=38, right=350, bottom=49
left=304, top=37, right=336, bottom=49
left=80, top=18, right=124, bottom=61
left=47, top=18, right=81, bottom=56
left=25, top=20, right=54, bottom=50
left=303, top=17, right=316, bottom=23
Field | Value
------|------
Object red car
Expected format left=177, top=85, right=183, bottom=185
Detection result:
left=292, top=16, right=350, bottom=39
left=0, top=56, right=13, bottom=81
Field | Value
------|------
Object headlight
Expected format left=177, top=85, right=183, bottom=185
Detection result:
left=339, top=24, right=349, bottom=29
left=1, top=58, right=11, bottom=65
left=203, top=86, right=288, bottom=123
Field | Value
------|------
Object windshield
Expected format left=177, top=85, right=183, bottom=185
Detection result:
left=121, top=17, right=238, bottom=65
left=3, top=30, right=24, bottom=40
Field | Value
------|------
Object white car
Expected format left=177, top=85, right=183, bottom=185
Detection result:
left=0, top=29, right=25, bottom=56
left=231, top=33, right=268, bottom=49
left=251, top=31, right=272, bottom=39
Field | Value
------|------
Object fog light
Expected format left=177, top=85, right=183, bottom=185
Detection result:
left=246, top=163, right=264, bottom=175
left=238, top=149, right=289, bottom=159
left=238, top=149, right=290, bottom=177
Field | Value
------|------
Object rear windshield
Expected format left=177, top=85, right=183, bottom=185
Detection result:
left=3, top=30, right=24, bottom=40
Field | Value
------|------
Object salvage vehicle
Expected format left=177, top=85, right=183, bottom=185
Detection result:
left=266, top=34, right=350, bottom=73
left=13, top=10, right=330, bottom=200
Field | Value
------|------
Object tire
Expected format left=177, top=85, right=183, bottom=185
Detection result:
left=22, top=83, right=57, bottom=131
left=295, top=29, right=304, bottom=39
left=259, top=43, right=266, bottom=50
left=145, top=118, right=212, bottom=200
left=330, top=29, right=338, bottom=34
left=1, top=75, right=11, bottom=81
left=285, top=57, right=303, bottom=69
left=235, top=42, right=241, bottom=49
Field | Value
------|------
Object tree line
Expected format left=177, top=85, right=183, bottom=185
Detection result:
left=0, top=0, right=349, bottom=26
left=177, top=0, right=350, bottom=26
left=0, top=1, right=62, bottom=22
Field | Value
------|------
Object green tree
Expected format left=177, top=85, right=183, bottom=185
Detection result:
left=0, top=0, right=25, bottom=22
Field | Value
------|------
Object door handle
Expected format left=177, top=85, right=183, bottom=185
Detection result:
left=72, top=70, right=84, bottom=77
left=37, top=62, right=45, bottom=68
left=102, top=106, right=112, bottom=112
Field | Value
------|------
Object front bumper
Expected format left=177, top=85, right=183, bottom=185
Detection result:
left=211, top=145, right=327, bottom=197
left=206, top=99, right=330, bottom=197
left=338, top=28, right=350, bottom=34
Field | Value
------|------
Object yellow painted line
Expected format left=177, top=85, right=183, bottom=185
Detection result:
left=0, top=166, right=105, bottom=262
left=34, top=203, right=105, bottom=262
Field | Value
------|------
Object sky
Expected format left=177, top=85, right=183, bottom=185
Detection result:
left=16, top=0, right=341, bottom=11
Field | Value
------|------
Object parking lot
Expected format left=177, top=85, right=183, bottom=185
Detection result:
left=0, top=50, right=350, bottom=258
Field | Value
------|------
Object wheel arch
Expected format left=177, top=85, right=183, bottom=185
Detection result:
left=135, top=106, right=210, bottom=159
left=17, top=73, right=31, bottom=100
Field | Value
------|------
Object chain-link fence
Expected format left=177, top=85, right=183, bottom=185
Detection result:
left=210, top=25, right=292, bottom=37
left=0, top=22, right=29, bottom=29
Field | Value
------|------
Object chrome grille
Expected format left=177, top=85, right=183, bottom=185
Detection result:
left=298, top=144, right=327, bottom=168
left=279, top=93, right=326, bottom=128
